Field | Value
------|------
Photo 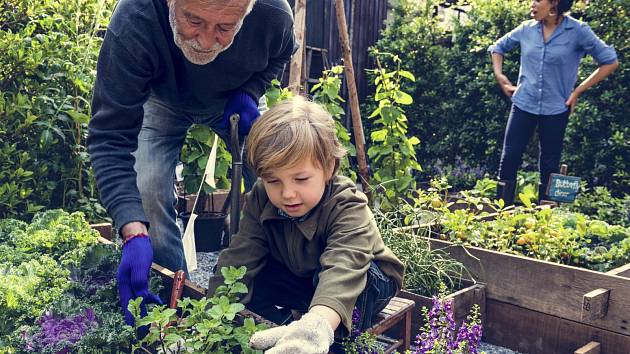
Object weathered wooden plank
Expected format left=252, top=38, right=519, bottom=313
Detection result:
left=288, top=0, right=306, bottom=93
left=485, top=300, right=630, bottom=354
left=607, top=263, right=630, bottom=278
left=398, top=283, right=486, bottom=339
left=91, top=223, right=113, bottom=240
left=574, top=341, right=601, bottom=354
left=151, top=262, right=207, bottom=300
left=426, top=238, right=630, bottom=336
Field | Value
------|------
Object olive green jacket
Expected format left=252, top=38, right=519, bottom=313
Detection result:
left=207, top=175, right=404, bottom=331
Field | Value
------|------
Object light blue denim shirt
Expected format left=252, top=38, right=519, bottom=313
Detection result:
left=488, top=16, right=617, bottom=115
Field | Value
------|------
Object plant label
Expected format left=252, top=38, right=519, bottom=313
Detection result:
left=546, top=174, right=581, bottom=203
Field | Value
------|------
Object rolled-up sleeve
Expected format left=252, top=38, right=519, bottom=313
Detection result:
left=578, top=24, right=617, bottom=65
left=488, top=23, right=525, bottom=55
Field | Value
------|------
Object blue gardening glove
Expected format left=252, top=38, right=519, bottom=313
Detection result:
left=117, top=236, right=163, bottom=326
left=222, top=90, right=261, bottom=136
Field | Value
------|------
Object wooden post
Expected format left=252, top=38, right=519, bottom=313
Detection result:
left=334, top=0, right=370, bottom=196
left=560, top=164, right=568, bottom=175
left=581, top=288, right=610, bottom=321
left=288, top=0, right=306, bottom=94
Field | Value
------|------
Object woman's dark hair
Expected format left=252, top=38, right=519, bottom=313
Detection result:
left=556, top=0, right=573, bottom=14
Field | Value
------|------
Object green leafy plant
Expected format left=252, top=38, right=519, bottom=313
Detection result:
left=180, top=125, right=231, bottom=212
left=0, top=210, right=138, bottom=352
left=265, top=79, right=293, bottom=108
left=436, top=204, right=630, bottom=272
left=564, top=184, right=630, bottom=227
left=311, top=65, right=357, bottom=181
left=0, top=0, right=115, bottom=221
left=367, top=50, right=421, bottom=210
left=129, top=266, right=266, bottom=354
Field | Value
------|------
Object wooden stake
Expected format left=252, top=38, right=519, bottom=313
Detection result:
left=288, top=0, right=306, bottom=94
left=574, top=341, right=601, bottom=354
left=334, top=0, right=370, bottom=196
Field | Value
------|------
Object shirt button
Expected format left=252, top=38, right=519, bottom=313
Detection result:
left=538, top=89, right=542, bottom=92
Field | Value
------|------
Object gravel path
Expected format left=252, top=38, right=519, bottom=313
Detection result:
left=479, top=342, right=524, bottom=354
left=188, top=251, right=220, bottom=288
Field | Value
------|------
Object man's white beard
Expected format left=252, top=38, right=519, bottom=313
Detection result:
left=168, top=2, right=241, bottom=65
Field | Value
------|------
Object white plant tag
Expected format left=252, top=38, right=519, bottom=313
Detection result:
left=204, top=134, right=219, bottom=189
left=182, top=212, right=198, bottom=272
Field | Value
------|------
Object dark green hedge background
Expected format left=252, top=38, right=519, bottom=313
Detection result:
left=373, top=0, right=629, bottom=195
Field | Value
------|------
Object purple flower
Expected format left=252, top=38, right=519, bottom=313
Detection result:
left=414, top=297, right=482, bottom=354
left=25, top=309, right=98, bottom=353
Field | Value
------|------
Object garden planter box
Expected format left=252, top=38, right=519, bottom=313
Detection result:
left=421, top=236, right=630, bottom=354
left=398, top=282, right=486, bottom=342
left=179, top=211, right=226, bottom=252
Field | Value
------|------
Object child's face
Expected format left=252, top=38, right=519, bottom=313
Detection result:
left=261, top=158, right=333, bottom=218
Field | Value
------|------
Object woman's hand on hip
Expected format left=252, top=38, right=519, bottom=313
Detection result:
left=565, top=90, right=580, bottom=114
left=496, top=74, right=517, bottom=97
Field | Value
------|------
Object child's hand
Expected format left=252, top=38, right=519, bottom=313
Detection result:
left=249, top=312, right=334, bottom=354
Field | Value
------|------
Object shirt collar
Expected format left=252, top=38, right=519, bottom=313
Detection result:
left=531, top=15, right=573, bottom=29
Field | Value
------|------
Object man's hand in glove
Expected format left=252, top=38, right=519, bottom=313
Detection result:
left=117, top=232, right=163, bottom=326
left=222, top=90, right=261, bottom=136
left=249, top=312, right=335, bottom=354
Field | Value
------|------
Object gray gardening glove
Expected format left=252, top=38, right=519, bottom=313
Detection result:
left=249, top=312, right=334, bottom=354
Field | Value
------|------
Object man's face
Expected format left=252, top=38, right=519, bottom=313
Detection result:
left=168, top=0, right=251, bottom=65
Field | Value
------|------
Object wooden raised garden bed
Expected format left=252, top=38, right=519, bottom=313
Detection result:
left=421, top=236, right=630, bottom=354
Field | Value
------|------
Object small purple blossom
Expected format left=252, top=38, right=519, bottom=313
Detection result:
left=414, top=297, right=482, bottom=354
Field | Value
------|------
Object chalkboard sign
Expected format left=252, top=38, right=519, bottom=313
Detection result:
left=546, top=174, right=581, bottom=203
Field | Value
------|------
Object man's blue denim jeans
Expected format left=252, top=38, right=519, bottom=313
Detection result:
left=498, top=104, right=570, bottom=185
left=245, top=257, right=397, bottom=334
left=133, top=96, right=260, bottom=273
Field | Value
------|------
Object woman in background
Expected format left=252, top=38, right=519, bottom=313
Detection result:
left=489, top=0, right=618, bottom=204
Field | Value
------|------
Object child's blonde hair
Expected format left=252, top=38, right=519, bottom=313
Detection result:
left=247, top=96, right=346, bottom=179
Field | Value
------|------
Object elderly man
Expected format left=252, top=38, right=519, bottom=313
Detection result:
left=87, top=0, right=295, bottom=325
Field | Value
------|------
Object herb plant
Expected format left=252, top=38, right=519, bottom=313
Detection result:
left=377, top=208, right=470, bottom=297
left=128, top=266, right=265, bottom=354
left=342, top=308, right=383, bottom=354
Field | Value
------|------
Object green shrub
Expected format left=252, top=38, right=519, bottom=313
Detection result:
left=0, top=0, right=114, bottom=221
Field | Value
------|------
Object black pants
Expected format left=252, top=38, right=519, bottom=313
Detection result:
left=246, top=257, right=397, bottom=333
left=498, top=105, right=570, bottom=185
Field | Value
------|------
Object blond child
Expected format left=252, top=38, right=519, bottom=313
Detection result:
left=207, top=96, right=404, bottom=354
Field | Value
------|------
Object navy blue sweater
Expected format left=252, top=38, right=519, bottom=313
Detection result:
left=88, top=0, right=295, bottom=231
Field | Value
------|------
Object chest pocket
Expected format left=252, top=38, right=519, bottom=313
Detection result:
left=544, top=40, right=570, bottom=65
